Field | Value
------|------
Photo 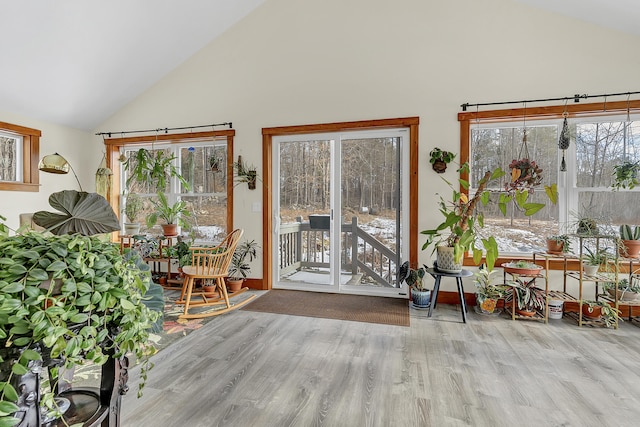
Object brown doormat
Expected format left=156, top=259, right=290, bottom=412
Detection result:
left=241, top=289, right=409, bottom=327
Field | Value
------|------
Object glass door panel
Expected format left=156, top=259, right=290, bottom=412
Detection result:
left=276, top=138, right=336, bottom=289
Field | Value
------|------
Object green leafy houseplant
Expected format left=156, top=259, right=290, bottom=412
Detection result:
left=611, top=161, right=640, bottom=191
left=398, top=261, right=430, bottom=291
left=0, top=190, right=162, bottom=425
left=421, top=162, right=558, bottom=271
left=582, top=300, right=620, bottom=328
left=123, top=148, right=190, bottom=193
left=233, top=157, right=260, bottom=190
left=228, top=240, right=259, bottom=281
left=146, top=192, right=191, bottom=228
left=474, top=268, right=508, bottom=314
left=429, top=148, right=456, bottom=173
left=505, top=279, right=546, bottom=314
left=546, top=234, right=571, bottom=253
left=123, top=192, right=144, bottom=224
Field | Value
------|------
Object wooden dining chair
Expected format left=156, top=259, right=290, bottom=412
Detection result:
left=176, top=229, right=256, bottom=320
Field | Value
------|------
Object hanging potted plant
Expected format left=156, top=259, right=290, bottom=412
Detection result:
left=506, top=158, right=543, bottom=192
left=122, top=148, right=190, bottom=192
left=233, top=156, right=261, bottom=190
left=209, top=155, right=221, bottom=172
left=429, top=148, right=456, bottom=174
left=611, top=161, right=640, bottom=191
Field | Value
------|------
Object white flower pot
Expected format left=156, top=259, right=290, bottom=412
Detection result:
left=436, top=245, right=462, bottom=273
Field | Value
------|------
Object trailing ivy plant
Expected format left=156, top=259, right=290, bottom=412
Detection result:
left=611, top=161, right=640, bottom=191
left=0, top=192, right=162, bottom=426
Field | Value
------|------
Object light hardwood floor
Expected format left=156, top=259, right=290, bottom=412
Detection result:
left=121, top=293, right=640, bottom=427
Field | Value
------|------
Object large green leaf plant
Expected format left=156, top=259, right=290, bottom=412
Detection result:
left=0, top=191, right=162, bottom=426
left=421, top=162, right=558, bottom=271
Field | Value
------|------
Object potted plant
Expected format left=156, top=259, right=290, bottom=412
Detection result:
left=233, top=156, right=260, bottom=190
left=506, top=157, right=543, bottom=192
left=1, top=190, right=163, bottom=425
left=208, top=155, right=221, bottom=172
left=473, top=268, right=508, bottom=315
left=603, top=278, right=640, bottom=301
left=421, top=162, right=557, bottom=273
left=227, top=239, right=259, bottom=292
left=398, top=261, right=431, bottom=308
left=546, top=234, right=571, bottom=254
left=581, top=300, right=620, bottom=327
left=122, top=148, right=190, bottom=192
left=123, top=192, right=144, bottom=235
left=583, top=246, right=608, bottom=276
left=429, top=148, right=456, bottom=174
left=146, top=192, right=191, bottom=237
left=505, top=278, right=546, bottom=317
left=611, top=160, right=640, bottom=191
left=618, top=224, right=640, bottom=258
left=502, top=260, right=543, bottom=276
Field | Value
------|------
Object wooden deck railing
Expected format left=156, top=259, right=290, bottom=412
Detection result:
left=278, top=216, right=398, bottom=288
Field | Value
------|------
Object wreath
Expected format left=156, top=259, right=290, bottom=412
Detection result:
left=506, top=158, right=543, bottom=191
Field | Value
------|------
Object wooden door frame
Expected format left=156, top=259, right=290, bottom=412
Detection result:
left=261, top=117, right=420, bottom=290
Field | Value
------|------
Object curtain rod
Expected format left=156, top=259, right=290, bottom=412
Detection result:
left=95, top=122, right=232, bottom=137
left=461, top=91, right=640, bottom=112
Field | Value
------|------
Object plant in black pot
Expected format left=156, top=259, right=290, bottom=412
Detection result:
left=227, top=239, right=259, bottom=292
left=398, top=261, right=431, bottom=308
left=0, top=190, right=163, bottom=426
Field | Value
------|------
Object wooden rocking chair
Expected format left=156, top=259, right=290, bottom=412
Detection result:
left=176, top=229, right=256, bottom=320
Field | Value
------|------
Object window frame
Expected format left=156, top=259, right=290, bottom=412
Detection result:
left=104, top=129, right=235, bottom=239
left=458, top=99, right=640, bottom=266
left=0, top=121, right=41, bottom=192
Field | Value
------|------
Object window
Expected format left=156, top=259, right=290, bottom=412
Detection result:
left=0, top=121, right=40, bottom=192
left=459, top=100, right=640, bottom=256
left=104, top=130, right=234, bottom=242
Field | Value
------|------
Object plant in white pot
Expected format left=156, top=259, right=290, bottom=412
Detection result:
left=123, top=192, right=144, bottom=235
left=421, top=162, right=558, bottom=273
left=582, top=246, right=607, bottom=276
left=227, top=239, right=259, bottom=292
left=398, top=261, right=431, bottom=308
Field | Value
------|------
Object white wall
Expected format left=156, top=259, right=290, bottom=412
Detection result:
left=95, top=0, right=640, bottom=284
left=1, top=110, right=95, bottom=231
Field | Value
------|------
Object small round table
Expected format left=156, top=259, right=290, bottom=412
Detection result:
left=426, top=267, right=473, bottom=323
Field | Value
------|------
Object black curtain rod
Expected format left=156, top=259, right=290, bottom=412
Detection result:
left=95, top=122, right=232, bottom=137
left=461, top=91, right=640, bottom=112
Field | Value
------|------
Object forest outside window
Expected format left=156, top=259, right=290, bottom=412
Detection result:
left=459, top=100, right=640, bottom=256
left=0, top=121, right=41, bottom=192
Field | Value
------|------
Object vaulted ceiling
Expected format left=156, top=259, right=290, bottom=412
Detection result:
left=0, top=0, right=636, bottom=131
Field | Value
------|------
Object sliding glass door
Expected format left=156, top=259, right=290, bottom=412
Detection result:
left=272, top=128, right=409, bottom=298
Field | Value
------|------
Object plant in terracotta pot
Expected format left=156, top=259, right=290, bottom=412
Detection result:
left=429, top=148, right=456, bottom=174
left=505, top=278, right=546, bottom=317
left=398, top=261, right=431, bottom=308
left=618, top=224, right=640, bottom=258
left=473, top=267, right=508, bottom=315
left=546, top=234, right=571, bottom=254
left=146, top=192, right=191, bottom=237
left=581, top=300, right=620, bottom=327
left=227, top=239, right=259, bottom=292
left=421, top=162, right=558, bottom=273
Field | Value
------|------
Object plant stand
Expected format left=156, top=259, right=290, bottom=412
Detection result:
left=425, top=267, right=472, bottom=323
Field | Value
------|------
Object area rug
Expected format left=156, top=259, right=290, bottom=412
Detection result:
left=241, top=289, right=410, bottom=327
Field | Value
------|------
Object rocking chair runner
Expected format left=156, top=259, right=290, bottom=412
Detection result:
left=177, top=229, right=256, bottom=319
